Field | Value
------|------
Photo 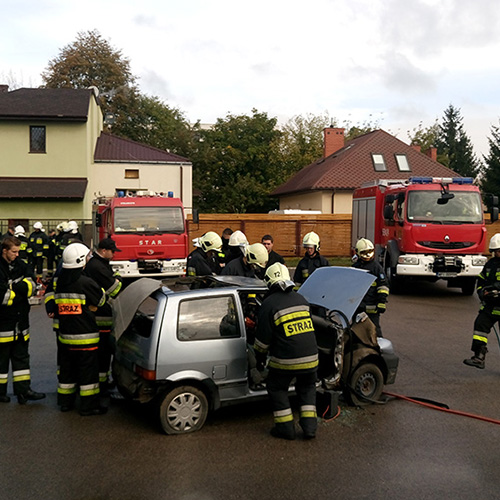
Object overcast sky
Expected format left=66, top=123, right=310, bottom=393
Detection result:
left=2, top=0, right=500, bottom=157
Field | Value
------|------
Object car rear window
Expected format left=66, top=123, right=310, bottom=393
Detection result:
left=123, top=296, right=158, bottom=339
left=177, top=295, right=241, bottom=341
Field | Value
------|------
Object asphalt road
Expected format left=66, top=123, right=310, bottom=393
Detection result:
left=2, top=281, right=500, bottom=500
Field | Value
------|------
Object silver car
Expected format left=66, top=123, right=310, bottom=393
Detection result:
left=112, top=267, right=399, bottom=434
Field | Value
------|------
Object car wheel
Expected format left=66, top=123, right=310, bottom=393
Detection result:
left=159, top=386, right=208, bottom=435
left=346, top=363, right=384, bottom=407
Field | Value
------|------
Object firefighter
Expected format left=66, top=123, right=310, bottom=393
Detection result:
left=219, top=227, right=233, bottom=266
left=28, top=222, right=50, bottom=281
left=59, top=221, right=83, bottom=254
left=46, top=228, right=57, bottom=279
left=14, top=225, right=30, bottom=264
left=254, top=262, right=318, bottom=440
left=0, top=236, right=45, bottom=404
left=55, top=243, right=107, bottom=415
left=187, top=231, right=223, bottom=277
left=464, top=233, right=500, bottom=369
left=352, top=238, right=389, bottom=337
left=261, top=234, right=285, bottom=269
left=225, top=230, right=249, bottom=263
left=83, top=238, right=123, bottom=394
left=222, top=242, right=268, bottom=278
left=293, top=232, right=329, bottom=285
left=54, top=222, right=67, bottom=265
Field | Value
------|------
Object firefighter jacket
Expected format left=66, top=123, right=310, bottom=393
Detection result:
left=187, top=248, right=216, bottom=277
left=28, top=230, right=49, bottom=258
left=17, top=235, right=30, bottom=263
left=352, top=259, right=389, bottom=314
left=254, top=287, right=318, bottom=372
left=266, top=250, right=285, bottom=269
left=54, top=268, right=105, bottom=349
left=221, top=255, right=256, bottom=278
left=59, top=231, right=84, bottom=254
left=293, top=252, right=329, bottom=285
left=83, top=252, right=123, bottom=330
left=477, top=257, right=500, bottom=315
left=0, top=256, right=36, bottom=342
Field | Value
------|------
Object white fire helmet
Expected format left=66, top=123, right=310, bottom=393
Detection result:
left=245, top=243, right=268, bottom=269
left=489, top=233, right=500, bottom=252
left=355, top=238, right=375, bottom=261
left=14, top=225, right=25, bottom=237
left=264, top=262, right=291, bottom=288
left=62, top=243, right=90, bottom=269
left=33, top=221, right=43, bottom=230
left=68, top=220, right=79, bottom=234
left=229, top=230, right=248, bottom=247
left=303, top=231, right=320, bottom=250
left=200, top=231, right=222, bottom=253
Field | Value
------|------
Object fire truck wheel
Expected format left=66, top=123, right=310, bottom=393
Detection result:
left=345, top=363, right=384, bottom=407
left=385, top=264, right=403, bottom=294
left=461, top=278, right=476, bottom=296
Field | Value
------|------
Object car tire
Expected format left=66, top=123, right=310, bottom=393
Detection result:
left=159, top=386, right=208, bottom=435
left=346, top=363, right=384, bottom=407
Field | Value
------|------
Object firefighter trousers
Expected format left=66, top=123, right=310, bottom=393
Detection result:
left=0, top=336, right=31, bottom=397
left=98, top=330, right=113, bottom=392
left=266, top=368, right=318, bottom=439
left=57, top=344, right=100, bottom=412
left=472, top=309, right=500, bottom=351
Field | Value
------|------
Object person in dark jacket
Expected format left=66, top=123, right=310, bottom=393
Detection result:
left=262, top=234, right=285, bottom=270
left=55, top=243, right=106, bottom=416
left=352, top=238, right=389, bottom=337
left=83, top=238, right=123, bottom=393
left=293, top=232, right=329, bottom=285
left=254, top=262, right=318, bottom=440
left=464, top=233, right=500, bottom=369
left=222, top=243, right=268, bottom=279
left=28, top=222, right=50, bottom=280
left=187, top=232, right=223, bottom=278
left=0, top=236, right=45, bottom=404
left=14, top=225, right=30, bottom=264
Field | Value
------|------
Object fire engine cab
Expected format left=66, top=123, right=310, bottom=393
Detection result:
left=93, top=191, right=188, bottom=278
left=352, top=177, right=495, bottom=295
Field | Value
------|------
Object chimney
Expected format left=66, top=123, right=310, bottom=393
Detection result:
left=424, top=146, right=437, bottom=162
left=411, top=143, right=421, bottom=153
left=323, top=127, right=345, bottom=157
left=0, top=85, right=9, bottom=93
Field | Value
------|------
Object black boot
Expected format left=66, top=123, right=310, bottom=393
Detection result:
left=17, top=389, right=46, bottom=405
left=464, top=345, right=487, bottom=369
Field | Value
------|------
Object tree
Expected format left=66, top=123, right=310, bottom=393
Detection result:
left=42, top=29, right=139, bottom=138
left=272, top=112, right=333, bottom=181
left=480, top=122, right=500, bottom=200
left=115, top=94, right=193, bottom=157
left=437, top=104, right=481, bottom=177
left=192, top=109, right=282, bottom=213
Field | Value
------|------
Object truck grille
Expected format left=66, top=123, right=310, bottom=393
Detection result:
left=417, top=241, right=474, bottom=250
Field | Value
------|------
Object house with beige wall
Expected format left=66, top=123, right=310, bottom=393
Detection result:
left=0, top=85, right=192, bottom=232
left=272, top=127, right=459, bottom=214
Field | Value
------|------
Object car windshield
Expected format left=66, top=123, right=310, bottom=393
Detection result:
left=407, top=190, right=483, bottom=224
left=114, top=207, right=185, bottom=233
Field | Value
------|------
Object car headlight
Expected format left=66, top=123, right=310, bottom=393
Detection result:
left=398, top=255, right=419, bottom=265
left=472, top=256, right=487, bottom=266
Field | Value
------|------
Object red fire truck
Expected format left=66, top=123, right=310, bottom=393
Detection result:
left=351, top=177, right=497, bottom=295
left=93, top=191, right=189, bottom=278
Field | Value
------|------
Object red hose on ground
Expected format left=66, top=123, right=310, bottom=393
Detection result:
left=383, top=391, right=500, bottom=425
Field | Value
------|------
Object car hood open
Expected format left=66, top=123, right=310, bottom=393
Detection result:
left=113, top=278, right=163, bottom=341
left=298, top=266, right=374, bottom=323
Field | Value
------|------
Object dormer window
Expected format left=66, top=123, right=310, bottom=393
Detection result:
left=371, top=153, right=386, bottom=171
left=395, top=154, right=410, bottom=171
left=30, top=126, right=46, bottom=153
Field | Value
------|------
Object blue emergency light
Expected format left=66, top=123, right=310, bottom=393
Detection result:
left=409, top=177, right=473, bottom=185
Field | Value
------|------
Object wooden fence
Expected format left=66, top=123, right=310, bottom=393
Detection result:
left=187, top=214, right=353, bottom=257
left=187, top=213, right=500, bottom=258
